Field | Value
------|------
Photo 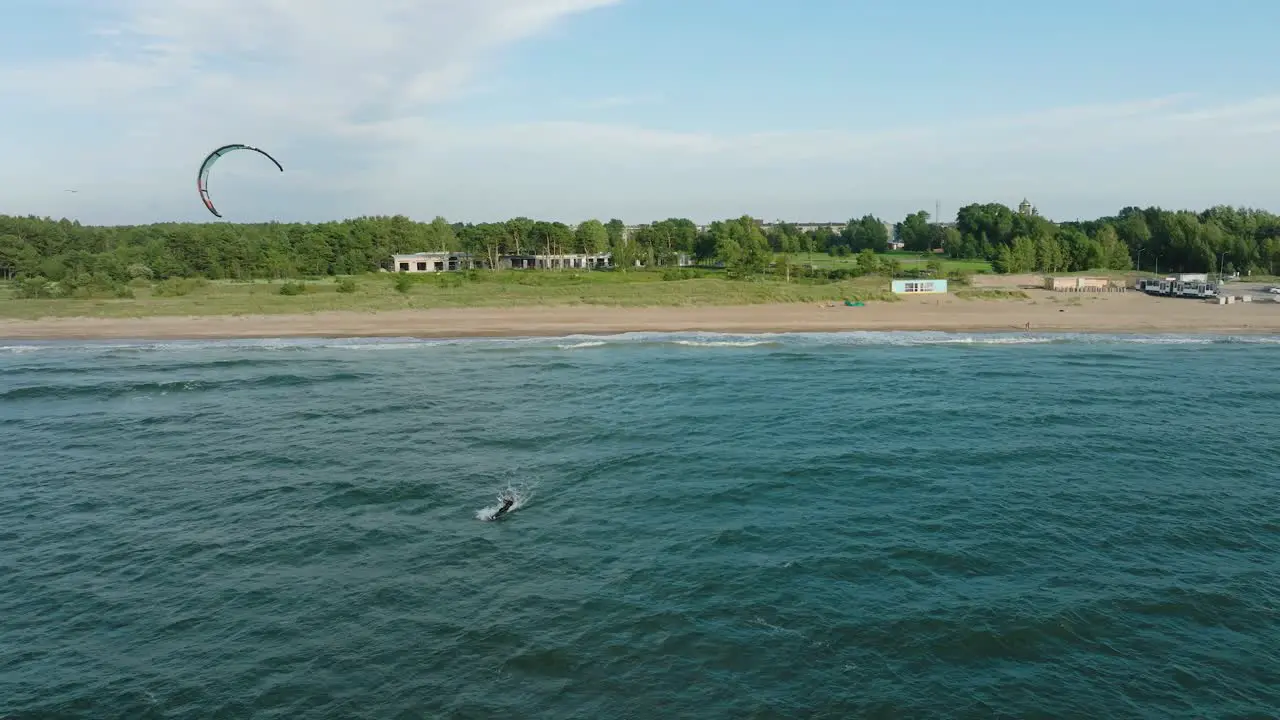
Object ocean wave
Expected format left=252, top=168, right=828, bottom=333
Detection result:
left=3, top=327, right=1277, bottom=719
left=2, top=330, right=1279, bottom=360
left=0, top=371, right=369, bottom=401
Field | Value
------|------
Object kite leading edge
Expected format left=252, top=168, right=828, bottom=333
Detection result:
left=197, top=144, right=283, bottom=218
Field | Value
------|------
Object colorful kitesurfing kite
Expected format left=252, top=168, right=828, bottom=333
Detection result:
left=196, top=144, right=283, bottom=217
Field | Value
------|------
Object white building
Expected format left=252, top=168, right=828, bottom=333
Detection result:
left=391, top=252, right=476, bottom=272
left=891, top=279, right=948, bottom=294
left=497, top=252, right=612, bottom=270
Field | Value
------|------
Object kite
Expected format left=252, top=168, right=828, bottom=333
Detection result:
left=196, top=144, right=283, bottom=217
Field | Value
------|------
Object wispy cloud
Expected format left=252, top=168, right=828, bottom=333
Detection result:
left=353, top=92, right=1280, bottom=222
left=3, top=0, right=622, bottom=135
left=1, top=1, right=1278, bottom=225
left=0, top=0, right=624, bottom=220
left=363, top=92, right=1280, bottom=161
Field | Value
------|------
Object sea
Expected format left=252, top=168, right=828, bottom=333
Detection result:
left=1, top=331, right=1277, bottom=719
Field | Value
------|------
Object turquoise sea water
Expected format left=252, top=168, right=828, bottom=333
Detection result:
left=1, top=331, right=1278, bottom=719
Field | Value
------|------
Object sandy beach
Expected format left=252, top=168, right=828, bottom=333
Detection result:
left=1, top=290, right=1278, bottom=341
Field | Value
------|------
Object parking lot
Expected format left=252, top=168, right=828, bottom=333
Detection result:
left=1221, top=282, right=1280, bottom=301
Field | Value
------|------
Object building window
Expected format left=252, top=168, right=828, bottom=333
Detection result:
left=416, top=262, right=426, bottom=271
left=398, top=262, right=408, bottom=271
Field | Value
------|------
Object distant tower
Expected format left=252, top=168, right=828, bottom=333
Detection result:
left=1018, top=198, right=1033, bottom=216
left=935, top=199, right=941, bottom=224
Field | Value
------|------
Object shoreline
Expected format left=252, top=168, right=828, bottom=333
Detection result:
left=3, top=328, right=1279, bottom=349
left=2, top=294, right=1279, bottom=341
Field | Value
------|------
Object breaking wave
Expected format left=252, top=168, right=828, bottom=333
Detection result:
left=4, top=330, right=1278, bottom=358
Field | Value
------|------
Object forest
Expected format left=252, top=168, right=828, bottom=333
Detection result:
left=2, top=202, right=1278, bottom=285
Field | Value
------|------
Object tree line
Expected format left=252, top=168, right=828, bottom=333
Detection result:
left=937, top=204, right=1280, bottom=276
left=1, top=202, right=1278, bottom=285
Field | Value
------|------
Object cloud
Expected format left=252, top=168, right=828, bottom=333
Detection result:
left=353, top=92, right=1280, bottom=222
left=4, top=0, right=622, bottom=140
left=0, top=0, right=623, bottom=221
left=1, top=1, right=1278, bottom=225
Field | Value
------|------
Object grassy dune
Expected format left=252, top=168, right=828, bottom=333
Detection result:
left=783, top=251, right=993, bottom=274
left=954, top=288, right=1031, bottom=300
left=0, top=270, right=900, bottom=320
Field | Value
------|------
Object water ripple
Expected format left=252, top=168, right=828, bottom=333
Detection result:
left=1, top=331, right=1278, bottom=718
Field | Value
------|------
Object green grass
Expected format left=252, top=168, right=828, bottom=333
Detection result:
left=782, top=251, right=993, bottom=274
left=0, top=270, right=900, bottom=320
left=1048, top=269, right=1144, bottom=278
left=954, top=288, right=1030, bottom=300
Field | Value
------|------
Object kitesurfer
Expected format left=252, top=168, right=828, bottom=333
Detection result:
left=491, top=493, right=515, bottom=519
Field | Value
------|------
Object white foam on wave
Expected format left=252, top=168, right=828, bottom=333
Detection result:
left=0, top=344, right=45, bottom=354
left=475, top=481, right=535, bottom=521
left=671, top=339, right=775, bottom=348
left=4, top=330, right=1279, bottom=357
left=497, top=330, right=1280, bottom=349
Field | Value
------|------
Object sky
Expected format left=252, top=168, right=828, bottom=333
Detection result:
left=2, top=0, right=1279, bottom=226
